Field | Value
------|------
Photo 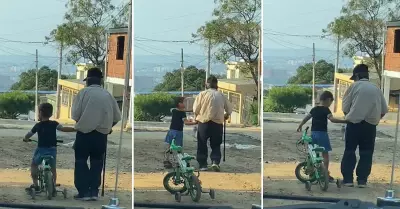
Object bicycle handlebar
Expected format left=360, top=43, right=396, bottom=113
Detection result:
left=26, top=139, right=64, bottom=144
left=170, top=139, right=182, bottom=152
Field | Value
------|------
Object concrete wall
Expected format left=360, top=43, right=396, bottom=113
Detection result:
left=385, top=27, right=400, bottom=72
left=107, top=33, right=132, bottom=80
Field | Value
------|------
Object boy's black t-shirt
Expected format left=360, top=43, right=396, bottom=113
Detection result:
left=310, top=106, right=332, bottom=132
left=31, top=120, right=59, bottom=148
left=169, top=109, right=187, bottom=131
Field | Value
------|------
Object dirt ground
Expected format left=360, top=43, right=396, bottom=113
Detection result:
left=0, top=128, right=132, bottom=209
left=263, top=121, right=400, bottom=207
left=134, top=130, right=262, bottom=209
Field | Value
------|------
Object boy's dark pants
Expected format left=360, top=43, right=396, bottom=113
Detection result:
left=74, top=131, right=107, bottom=196
left=196, top=121, right=223, bottom=167
left=341, top=121, right=376, bottom=184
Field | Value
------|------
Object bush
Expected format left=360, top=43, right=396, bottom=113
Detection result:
left=264, top=86, right=311, bottom=113
left=0, top=91, right=34, bottom=119
left=134, top=93, right=176, bottom=121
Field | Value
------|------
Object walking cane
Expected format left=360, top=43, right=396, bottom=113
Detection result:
left=101, top=140, right=107, bottom=197
left=223, top=121, right=226, bottom=162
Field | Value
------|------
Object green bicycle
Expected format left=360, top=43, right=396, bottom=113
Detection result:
left=163, top=139, right=215, bottom=202
left=295, top=127, right=330, bottom=191
left=27, top=139, right=67, bottom=200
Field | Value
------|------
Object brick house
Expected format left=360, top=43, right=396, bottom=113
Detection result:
left=105, top=27, right=132, bottom=125
left=382, top=21, right=400, bottom=112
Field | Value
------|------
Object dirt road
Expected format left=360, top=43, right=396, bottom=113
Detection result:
left=134, top=130, right=262, bottom=209
left=263, top=121, right=399, bottom=207
left=0, top=128, right=132, bottom=209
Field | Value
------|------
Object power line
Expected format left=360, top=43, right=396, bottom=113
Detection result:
left=135, top=37, right=200, bottom=43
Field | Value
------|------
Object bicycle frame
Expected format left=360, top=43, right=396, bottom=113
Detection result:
left=300, top=127, right=324, bottom=164
left=169, top=139, right=196, bottom=186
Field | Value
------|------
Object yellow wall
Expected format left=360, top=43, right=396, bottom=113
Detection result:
left=58, top=80, right=84, bottom=121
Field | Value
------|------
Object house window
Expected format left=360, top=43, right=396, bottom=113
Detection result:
left=116, top=36, right=125, bottom=60
left=61, top=89, right=70, bottom=106
left=394, top=29, right=400, bottom=53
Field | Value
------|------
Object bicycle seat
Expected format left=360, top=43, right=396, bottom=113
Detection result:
left=41, top=155, right=54, bottom=160
left=170, top=139, right=182, bottom=152
left=181, top=155, right=195, bottom=161
left=313, top=147, right=325, bottom=152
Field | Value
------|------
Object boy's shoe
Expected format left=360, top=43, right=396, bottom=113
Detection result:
left=74, top=193, right=91, bottom=201
left=210, top=163, right=221, bottom=172
left=328, top=176, right=335, bottom=183
left=25, top=184, right=40, bottom=193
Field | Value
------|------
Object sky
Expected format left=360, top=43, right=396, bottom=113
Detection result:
left=263, top=0, right=344, bottom=55
left=0, top=0, right=125, bottom=73
left=134, top=0, right=215, bottom=57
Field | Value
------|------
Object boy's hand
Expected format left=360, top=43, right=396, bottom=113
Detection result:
left=296, top=126, right=302, bottom=132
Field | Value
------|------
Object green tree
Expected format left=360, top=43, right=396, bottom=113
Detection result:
left=46, top=0, right=129, bottom=67
left=193, top=0, right=261, bottom=95
left=134, top=93, right=175, bottom=121
left=154, top=66, right=222, bottom=91
left=11, top=66, right=70, bottom=91
left=324, top=0, right=400, bottom=86
left=287, top=60, right=348, bottom=84
left=0, top=92, right=34, bottom=119
left=264, top=86, right=311, bottom=113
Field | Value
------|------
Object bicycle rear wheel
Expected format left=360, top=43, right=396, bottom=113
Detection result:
left=317, top=163, right=329, bottom=191
left=45, top=171, right=54, bottom=200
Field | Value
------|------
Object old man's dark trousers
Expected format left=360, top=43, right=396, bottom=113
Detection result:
left=196, top=121, right=223, bottom=167
left=341, top=121, right=376, bottom=184
left=74, top=130, right=107, bottom=197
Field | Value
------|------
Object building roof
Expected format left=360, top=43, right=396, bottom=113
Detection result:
left=108, top=27, right=128, bottom=34
left=218, top=79, right=255, bottom=86
left=387, top=21, right=400, bottom=27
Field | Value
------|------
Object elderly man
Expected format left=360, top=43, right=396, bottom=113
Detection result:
left=71, top=67, right=121, bottom=201
left=341, top=64, right=388, bottom=188
left=193, top=76, right=232, bottom=172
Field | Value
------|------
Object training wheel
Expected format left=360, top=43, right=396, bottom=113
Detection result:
left=63, top=188, right=67, bottom=199
left=336, top=179, right=341, bottom=188
left=305, top=181, right=312, bottom=191
left=30, top=188, right=36, bottom=200
left=209, top=189, right=215, bottom=199
left=174, top=192, right=181, bottom=202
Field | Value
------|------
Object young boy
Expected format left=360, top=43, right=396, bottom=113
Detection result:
left=297, top=91, right=347, bottom=182
left=164, top=97, right=197, bottom=168
left=24, top=103, right=75, bottom=194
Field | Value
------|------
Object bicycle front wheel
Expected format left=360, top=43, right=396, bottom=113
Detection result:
left=295, top=161, right=316, bottom=183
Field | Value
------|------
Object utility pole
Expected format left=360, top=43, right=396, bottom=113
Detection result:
left=206, top=39, right=211, bottom=88
left=104, top=0, right=132, bottom=208
left=35, top=49, right=39, bottom=121
left=258, top=27, right=262, bottom=126
left=55, top=44, right=63, bottom=119
left=333, top=37, right=340, bottom=112
left=181, top=48, right=184, bottom=96
left=381, top=26, right=386, bottom=92
left=312, top=43, right=316, bottom=107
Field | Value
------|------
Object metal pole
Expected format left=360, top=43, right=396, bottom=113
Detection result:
left=258, top=27, right=262, bottom=126
left=381, top=25, right=386, bottom=91
left=55, top=44, right=63, bottom=119
left=35, top=49, right=38, bottom=121
left=312, top=43, right=316, bottom=107
left=103, top=0, right=131, bottom=208
left=333, top=37, right=340, bottom=112
left=390, top=96, right=400, bottom=189
left=181, top=48, right=184, bottom=96
left=206, top=39, right=211, bottom=88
